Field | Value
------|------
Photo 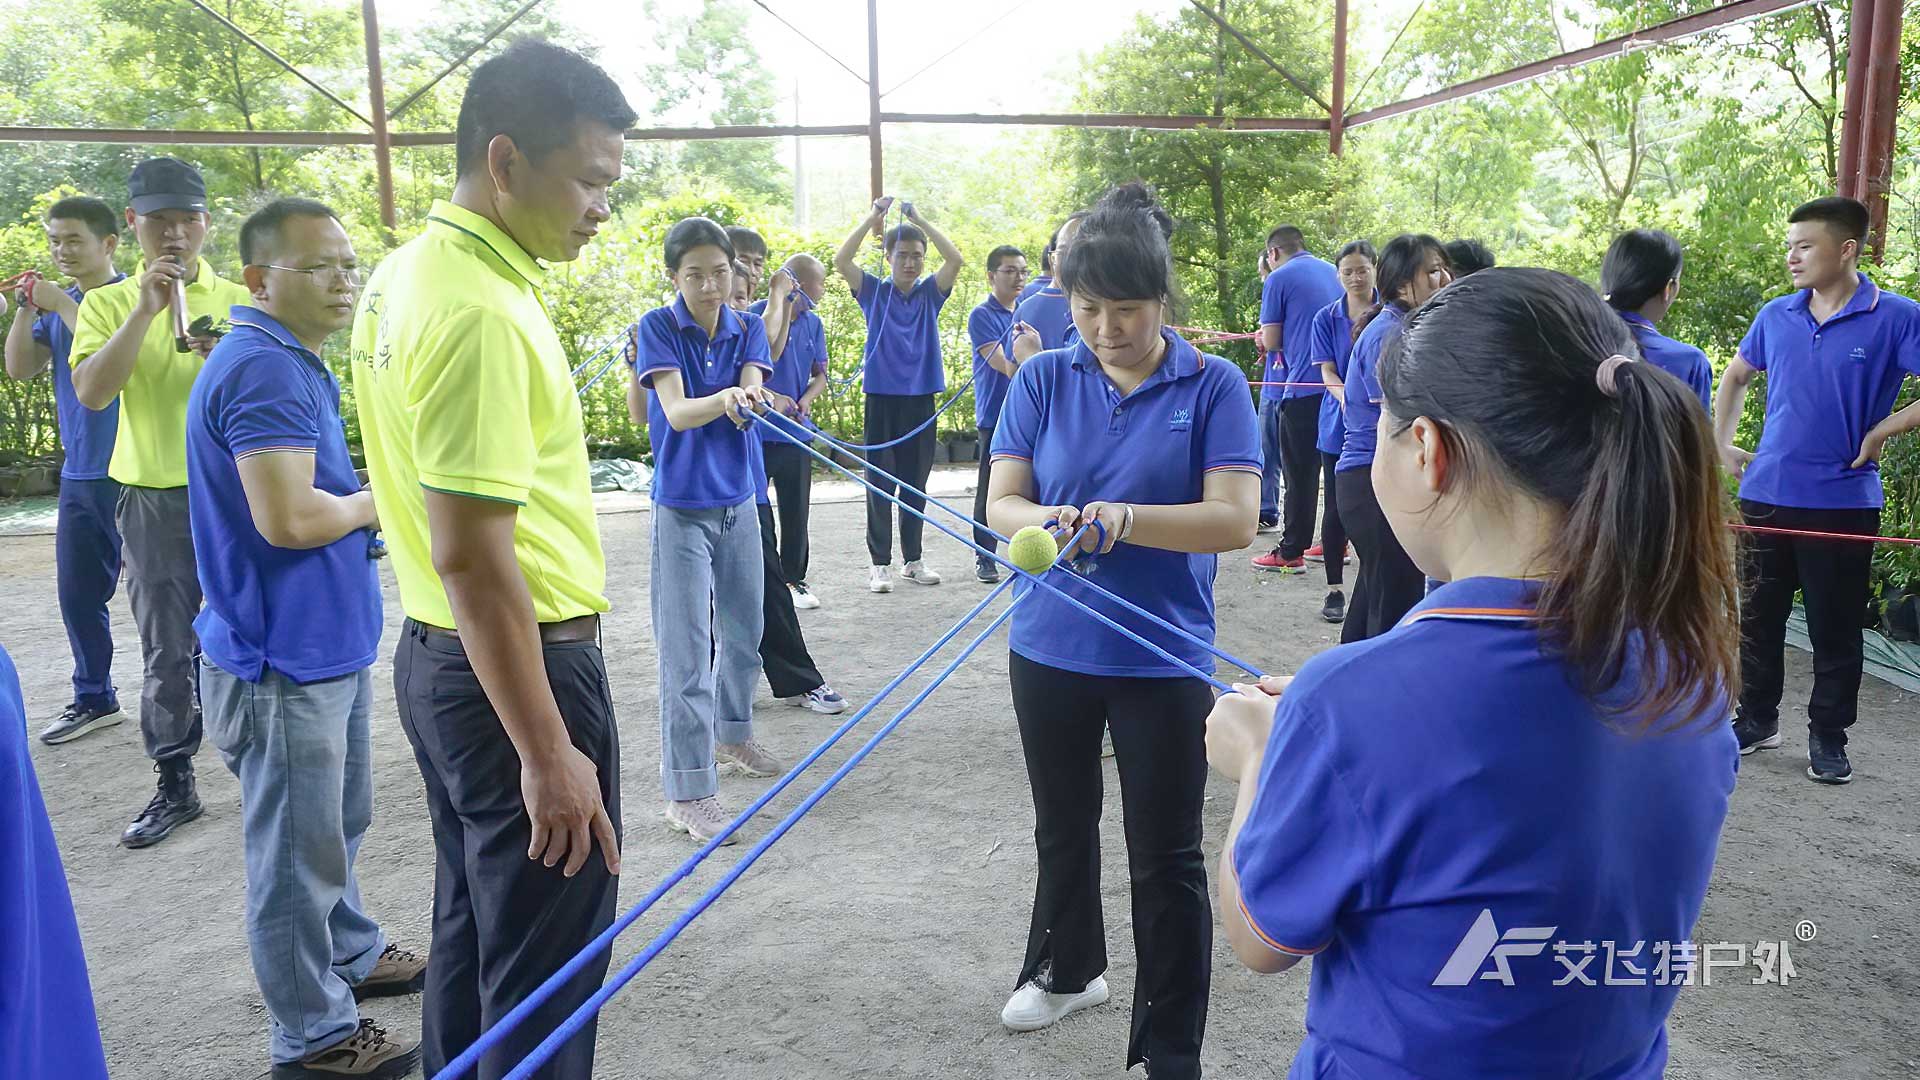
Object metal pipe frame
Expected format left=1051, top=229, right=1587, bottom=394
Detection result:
left=1346, top=0, right=1816, bottom=128
left=1853, top=0, right=1902, bottom=257
left=1835, top=0, right=1875, bottom=200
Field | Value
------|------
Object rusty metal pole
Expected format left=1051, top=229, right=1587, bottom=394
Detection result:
left=1835, top=0, right=1874, bottom=198
left=866, top=0, right=884, bottom=224
left=362, top=0, right=398, bottom=232
left=1855, top=0, right=1901, bottom=258
left=1329, top=0, right=1348, bottom=156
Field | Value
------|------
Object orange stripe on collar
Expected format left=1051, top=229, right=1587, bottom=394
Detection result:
left=1402, top=606, right=1537, bottom=625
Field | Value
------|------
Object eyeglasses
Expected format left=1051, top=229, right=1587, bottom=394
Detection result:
left=992, top=267, right=1030, bottom=278
left=262, top=263, right=361, bottom=286
left=678, top=269, right=733, bottom=291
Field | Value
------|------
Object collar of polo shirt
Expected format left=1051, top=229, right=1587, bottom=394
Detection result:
left=423, top=199, right=547, bottom=290
left=669, top=294, right=745, bottom=342
left=1067, top=327, right=1202, bottom=384
left=1785, top=270, right=1879, bottom=319
left=227, top=305, right=326, bottom=366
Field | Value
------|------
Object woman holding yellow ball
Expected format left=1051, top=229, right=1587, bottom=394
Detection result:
left=983, top=182, right=1260, bottom=1079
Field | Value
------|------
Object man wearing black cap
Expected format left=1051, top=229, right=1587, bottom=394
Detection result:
left=71, top=156, right=251, bottom=848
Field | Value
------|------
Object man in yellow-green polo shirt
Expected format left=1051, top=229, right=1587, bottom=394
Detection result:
left=349, top=41, right=635, bottom=1080
left=70, top=156, right=250, bottom=850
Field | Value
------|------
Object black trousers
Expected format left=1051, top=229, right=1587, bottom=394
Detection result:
left=1336, top=467, right=1424, bottom=643
left=973, top=425, right=998, bottom=555
left=1276, top=396, right=1323, bottom=559
left=1009, top=653, right=1212, bottom=1079
left=759, top=503, right=825, bottom=699
left=394, top=620, right=621, bottom=1080
left=1320, top=454, right=1347, bottom=588
left=864, top=393, right=937, bottom=566
left=762, top=441, right=813, bottom=586
left=1736, top=501, right=1879, bottom=742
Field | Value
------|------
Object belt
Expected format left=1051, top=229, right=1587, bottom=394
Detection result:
left=418, top=613, right=599, bottom=647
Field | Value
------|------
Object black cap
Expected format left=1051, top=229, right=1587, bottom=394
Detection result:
left=128, top=157, right=208, bottom=216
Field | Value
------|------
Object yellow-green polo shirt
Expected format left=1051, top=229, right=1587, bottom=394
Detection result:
left=348, top=200, right=608, bottom=629
left=70, top=260, right=252, bottom=489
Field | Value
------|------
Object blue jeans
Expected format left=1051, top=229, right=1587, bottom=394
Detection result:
left=201, top=662, right=383, bottom=1064
left=56, top=477, right=121, bottom=710
left=652, top=499, right=763, bottom=801
left=1257, top=399, right=1285, bottom=522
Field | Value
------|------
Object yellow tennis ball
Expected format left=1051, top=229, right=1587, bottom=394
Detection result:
left=1008, top=524, right=1060, bottom=574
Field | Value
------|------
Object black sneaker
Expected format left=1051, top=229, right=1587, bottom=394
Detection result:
left=1731, top=716, right=1781, bottom=756
left=1319, top=589, right=1346, bottom=624
left=1257, top=516, right=1280, bottom=534
left=121, top=757, right=203, bottom=849
left=1807, top=732, right=1853, bottom=784
left=976, top=557, right=1001, bottom=584
left=39, top=701, right=124, bottom=745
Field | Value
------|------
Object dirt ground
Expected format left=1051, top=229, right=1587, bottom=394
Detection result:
left=5, top=471, right=1917, bottom=1080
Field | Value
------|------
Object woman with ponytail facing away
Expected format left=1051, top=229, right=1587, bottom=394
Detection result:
left=1207, top=269, right=1741, bottom=1078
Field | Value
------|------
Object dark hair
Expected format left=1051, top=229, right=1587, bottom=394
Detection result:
left=1041, top=211, right=1090, bottom=274
left=725, top=225, right=766, bottom=259
left=987, top=244, right=1025, bottom=273
left=1334, top=239, right=1377, bottom=265
left=239, top=197, right=340, bottom=265
left=884, top=223, right=927, bottom=255
left=45, top=196, right=118, bottom=240
left=1057, top=182, right=1176, bottom=303
left=455, top=41, right=636, bottom=180
left=1443, top=238, right=1495, bottom=276
left=1266, top=224, right=1305, bottom=252
left=1601, top=229, right=1684, bottom=312
left=1788, top=195, right=1869, bottom=247
left=663, top=216, right=734, bottom=273
left=1353, top=233, right=1445, bottom=340
left=1378, top=267, right=1739, bottom=729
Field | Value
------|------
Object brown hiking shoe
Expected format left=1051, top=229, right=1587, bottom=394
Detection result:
left=271, top=1019, right=419, bottom=1078
left=352, top=943, right=428, bottom=1000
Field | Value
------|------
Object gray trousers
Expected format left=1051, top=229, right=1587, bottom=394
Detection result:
left=651, top=499, right=763, bottom=801
left=202, top=663, right=383, bottom=1063
left=117, top=485, right=202, bottom=761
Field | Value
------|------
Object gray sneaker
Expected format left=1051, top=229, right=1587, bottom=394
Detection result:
left=664, top=796, right=740, bottom=845
left=40, top=701, right=123, bottom=745
left=717, top=739, right=785, bottom=778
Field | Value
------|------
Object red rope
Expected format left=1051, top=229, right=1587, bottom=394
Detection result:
left=1727, top=523, right=1920, bottom=547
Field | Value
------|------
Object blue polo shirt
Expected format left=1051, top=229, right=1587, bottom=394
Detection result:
left=1307, top=297, right=1360, bottom=457
left=1619, top=312, right=1712, bottom=410
left=1736, top=273, right=1920, bottom=509
left=968, top=295, right=1016, bottom=428
left=32, top=279, right=123, bottom=480
left=186, top=308, right=382, bottom=684
left=635, top=297, right=772, bottom=509
left=0, top=644, right=110, bottom=1080
left=1235, top=577, right=1737, bottom=1080
left=1013, top=286, right=1077, bottom=353
left=1017, top=275, right=1050, bottom=305
left=1259, top=252, right=1344, bottom=403
left=854, top=270, right=949, bottom=396
left=747, top=299, right=827, bottom=444
left=991, top=330, right=1260, bottom=677
left=1338, top=304, right=1403, bottom=473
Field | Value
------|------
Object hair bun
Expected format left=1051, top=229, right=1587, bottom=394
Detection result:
left=1096, top=181, right=1174, bottom=241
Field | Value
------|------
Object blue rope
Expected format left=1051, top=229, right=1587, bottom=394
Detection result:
left=756, top=409, right=1251, bottom=687
left=501, top=591, right=1030, bottom=1079
left=759, top=410, right=1265, bottom=683
left=571, top=331, right=625, bottom=377
left=431, top=550, right=1082, bottom=1080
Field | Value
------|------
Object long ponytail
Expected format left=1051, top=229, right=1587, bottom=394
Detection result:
left=1379, top=267, right=1739, bottom=730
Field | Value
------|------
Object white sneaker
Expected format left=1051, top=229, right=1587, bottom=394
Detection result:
left=717, top=739, right=785, bottom=778
left=900, top=561, right=942, bottom=586
left=664, top=796, right=739, bottom=845
left=1000, top=976, right=1110, bottom=1032
left=789, top=582, right=821, bottom=610
left=783, top=684, right=850, bottom=714
left=868, top=565, right=894, bottom=594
